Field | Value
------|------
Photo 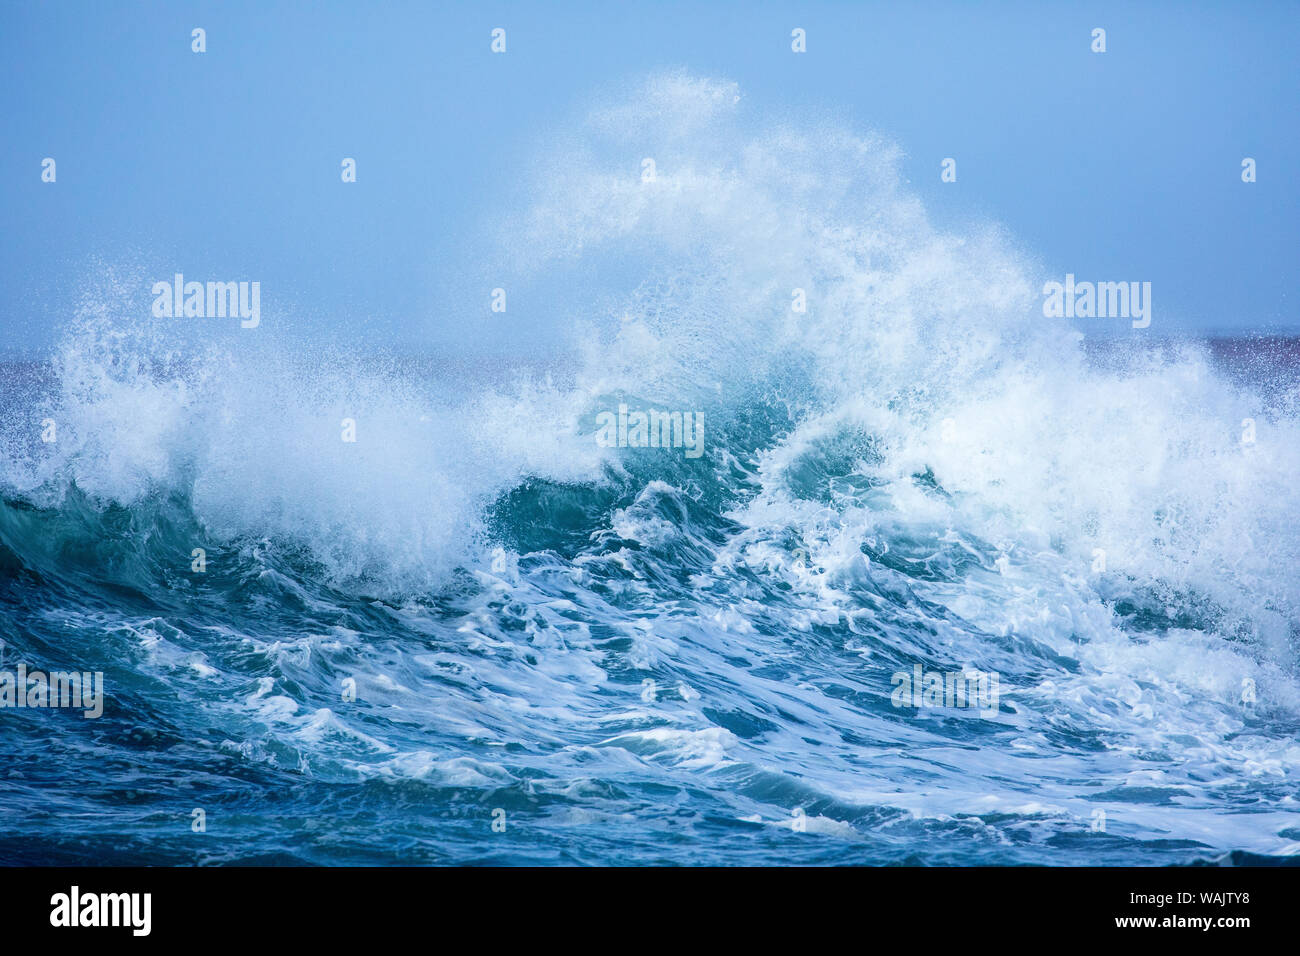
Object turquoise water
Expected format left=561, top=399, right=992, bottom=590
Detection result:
left=2, top=76, right=1298, bottom=865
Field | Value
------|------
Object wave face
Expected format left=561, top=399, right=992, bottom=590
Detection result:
left=3, top=74, right=1299, bottom=865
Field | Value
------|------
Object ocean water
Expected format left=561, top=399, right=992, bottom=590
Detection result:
left=2, top=75, right=1299, bottom=866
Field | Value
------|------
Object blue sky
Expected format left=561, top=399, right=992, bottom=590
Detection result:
left=2, top=0, right=1296, bottom=355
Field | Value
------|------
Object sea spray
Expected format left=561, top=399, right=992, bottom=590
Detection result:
left=1, top=72, right=1298, bottom=865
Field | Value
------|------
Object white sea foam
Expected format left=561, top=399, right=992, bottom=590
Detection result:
left=4, top=72, right=1298, bottom=859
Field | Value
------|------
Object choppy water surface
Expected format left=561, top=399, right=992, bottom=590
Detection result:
left=2, top=75, right=1298, bottom=865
